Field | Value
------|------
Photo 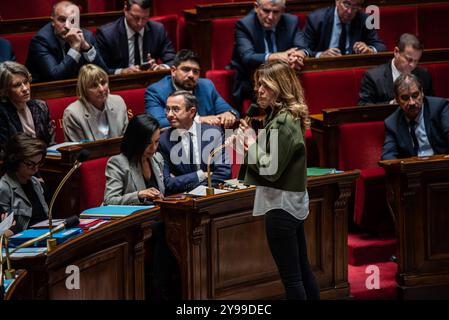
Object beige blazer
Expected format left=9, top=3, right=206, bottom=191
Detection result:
left=103, top=152, right=165, bottom=205
left=62, top=94, right=129, bottom=142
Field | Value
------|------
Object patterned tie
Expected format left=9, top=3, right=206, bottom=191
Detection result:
left=134, top=32, right=141, bottom=65
left=338, top=22, right=347, bottom=55
left=409, top=120, right=419, bottom=156
left=265, top=30, right=274, bottom=53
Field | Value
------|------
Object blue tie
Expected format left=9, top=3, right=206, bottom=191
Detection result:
left=338, top=22, right=347, bottom=54
left=409, top=120, right=419, bottom=156
left=265, top=30, right=274, bottom=53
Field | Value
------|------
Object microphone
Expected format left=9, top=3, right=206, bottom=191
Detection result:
left=46, top=150, right=89, bottom=252
left=243, top=103, right=259, bottom=125
left=10, top=216, right=79, bottom=254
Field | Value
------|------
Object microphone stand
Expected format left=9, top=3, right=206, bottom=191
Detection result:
left=1, top=235, right=15, bottom=284
left=206, top=144, right=228, bottom=196
left=46, top=159, right=83, bottom=252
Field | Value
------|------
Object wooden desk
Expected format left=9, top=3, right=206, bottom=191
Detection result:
left=310, top=104, right=398, bottom=167
left=379, top=155, right=449, bottom=299
left=41, top=138, right=123, bottom=218
left=11, top=207, right=159, bottom=299
left=31, top=69, right=170, bottom=100
left=158, top=170, right=359, bottom=300
left=3, top=270, right=28, bottom=300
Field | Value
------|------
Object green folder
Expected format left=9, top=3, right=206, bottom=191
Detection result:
left=307, top=167, right=340, bottom=176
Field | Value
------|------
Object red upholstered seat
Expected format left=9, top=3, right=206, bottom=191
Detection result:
left=293, top=12, right=308, bottom=29
left=338, top=121, right=391, bottom=232
left=3, top=32, right=35, bottom=64
left=418, top=3, right=449, bottom=49
left=150, top=14, right=179, bottom=51
left=421, top=62, right=449, bottom=99
left=300, top=68, right=366, bottom=115
left=113, top=88, right=146, bottom=119
left=377, top=6, right=418, bottom=50
left=0, top=0, right=54, bottom=19
left=46, top=96, right=78, bottom=143
left=79, top=156, right=109, bottom=212
left=205, top=69, right=236, bottom=107
left=210, top=18, right=240, bottom=70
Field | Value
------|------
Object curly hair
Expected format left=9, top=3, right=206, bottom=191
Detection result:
left=254, top=60, right=310, bottom=130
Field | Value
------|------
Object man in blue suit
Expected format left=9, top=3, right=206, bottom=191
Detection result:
left=158, top=90, right=232, bottom=195
left=96, top=0, right=175, bottom=75
left=382, top=73, right=449, bottom=160
left=303, top=0, right=386, bottom=58
left=230, top=0, right=309, bottom=107
left=0, top=38, right=15, bottom=62
left=26, top=1, right=108, bottom=82
left=145, top=49, right=239, bottom=129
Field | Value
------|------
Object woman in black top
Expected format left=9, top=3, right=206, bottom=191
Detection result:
left=0, top=133, right=48, bottom=237
left=0, top=61, right=55, bottom=152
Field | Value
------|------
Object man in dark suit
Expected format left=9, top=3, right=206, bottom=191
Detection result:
left=303, top=0, right=386, bottom=57
left=230, top=0, right=308, bottom=107
left=145, top=49, right=239, bottom=129
left=158, top=90, right=231, bottom=195
left=359, top=33, right=434, bottom=105
left=26, top=1, right=107, bottom=82
left=382, top=73, right=449, bottom=160
left=0, top=38, right=15, bottom=62
left=96, top=0, right=175, bottom=75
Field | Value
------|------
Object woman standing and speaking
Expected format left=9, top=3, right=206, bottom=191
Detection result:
left=238, top=60, right=320, bottom=300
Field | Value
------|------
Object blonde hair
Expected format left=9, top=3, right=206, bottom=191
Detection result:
left=254, top=60, right=310, bottom=130
left=76, top=64, right=109, bottom=106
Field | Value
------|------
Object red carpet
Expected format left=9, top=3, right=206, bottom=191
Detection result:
left=348, top=233, right=396, bottom=266
left=347, top=233, right=398, bottom=299
left=349, top=262, right=398, bottom=299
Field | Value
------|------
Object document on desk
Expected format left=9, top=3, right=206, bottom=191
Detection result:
left=186, top=185, right=230, bottom=196
left=46, top=142, right=80, bottom=157
left=2, top=247, right=47, bottom=258
left=0, top=212, right=14, bottom=235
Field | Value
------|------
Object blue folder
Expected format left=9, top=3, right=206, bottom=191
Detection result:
left=9, top=228, right=83, bottom=247
left=80, top=205, right=154, bottom=219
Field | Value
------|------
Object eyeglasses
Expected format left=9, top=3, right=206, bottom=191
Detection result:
left=165, top=106, right=184, bottom=114
left=399, top=91, right=421, bottom=102
left=340, top=0, right=362, bottom=11
left=22, top=159, right=45, bottom=169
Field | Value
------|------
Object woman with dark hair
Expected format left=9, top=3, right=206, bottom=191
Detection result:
left=237, top=60, right=320, bottom=300
left=104, top=113, right=164, bottom=205
left=0, top=61, right=55, bottom=151
left=0, top=133, right=48, bottom=237
left=104, top=114, right=176, bottom=299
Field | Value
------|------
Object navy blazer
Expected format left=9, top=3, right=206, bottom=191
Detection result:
left=230, top=10, right=308, bottom=104
left=95, top=17, right=176, bottom=74
left=382, top=96, right=449, bottom=160
left=158, top=123, right=231, bottom=195
left=303, top=6, right=386, bottom=57
left=358, top=62, right=434, bottom=105
left=26, top=22, right=108, bottom=82
left=0, top=38, right=15, bottom=62
left=144, top=75, right=238, bottom=128
left=0, top=99, right=55, bottom=151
